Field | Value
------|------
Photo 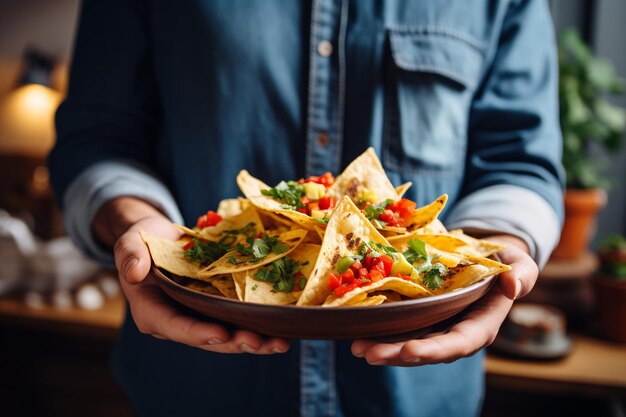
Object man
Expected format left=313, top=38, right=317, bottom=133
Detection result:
left=49, top=0, right=563, bottom=416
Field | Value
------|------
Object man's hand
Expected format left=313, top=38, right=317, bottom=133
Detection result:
left=94, top=197, right=290, bottom=354
left=351, top=235, right=537, bottom=366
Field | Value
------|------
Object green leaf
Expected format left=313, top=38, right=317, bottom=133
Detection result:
left=422, top=263, right=447, bottom=290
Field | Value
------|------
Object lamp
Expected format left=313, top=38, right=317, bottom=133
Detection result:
left=0, top=48, right=64, bottom=240
left=0, top=47, right=61, bottom=157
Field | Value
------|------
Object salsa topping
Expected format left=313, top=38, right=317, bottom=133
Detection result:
left=196, top=210, right=223, bottom=228
left=254, top=257, right=308, bottom=292
left=262, top=173, right=337, bottom=216
left=362, top=198, right=416, bottom=228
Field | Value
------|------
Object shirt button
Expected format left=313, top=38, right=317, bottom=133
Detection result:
left=317, top=40, right=333, bottom=57
left=317, top=132, right=330, bottom=147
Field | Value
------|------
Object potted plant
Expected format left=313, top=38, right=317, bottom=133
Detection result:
left=551, top=29, right=626, bottom=260
left=594, top=234, right=626, bottom=343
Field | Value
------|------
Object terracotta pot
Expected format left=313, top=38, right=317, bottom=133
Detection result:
left=551, top=188, right=607, bottom=260
left=593, top=277, right=626, bottom=343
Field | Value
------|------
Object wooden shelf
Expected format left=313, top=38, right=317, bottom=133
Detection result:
left=486, top=334, right=626, bottom=397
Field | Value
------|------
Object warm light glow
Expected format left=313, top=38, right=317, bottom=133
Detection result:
left=0, top=84, right=61, bottom=156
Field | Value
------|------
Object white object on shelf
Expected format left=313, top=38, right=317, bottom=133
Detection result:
left=75, top=284, right=104, bottom=310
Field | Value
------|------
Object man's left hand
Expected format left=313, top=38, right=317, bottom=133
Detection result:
left=351, top=235, right=537, bottom=366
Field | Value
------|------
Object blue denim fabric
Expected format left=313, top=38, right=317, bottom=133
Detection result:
left=50, top=0, right=563, bottom=416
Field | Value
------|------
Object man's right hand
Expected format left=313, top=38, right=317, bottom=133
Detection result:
left=93, top=197, right=290, bottom=354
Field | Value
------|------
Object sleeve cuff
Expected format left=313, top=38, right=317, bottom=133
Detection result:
left=62, top=160, right=184, bottom=266
left=445, top=184, right=562, bottom=269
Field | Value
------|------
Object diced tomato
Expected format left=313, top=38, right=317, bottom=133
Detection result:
left=182, top=240, right=195, bottom=250
left=378, top=209, right=399, bottom=227
left=205, top=210, right=222, bottom=227
left=317, top=172, right=335, bottom=187
left=334, top=282, right=359, bottom=297
left=396, top=274, right=412, bottom=281
left=363, top=255, right=374, bottom=270
left=379, top=254, right=393, bottom=276
left=297, top=207, right=309, bottom=215
left=388, top=199, right=416, bottom=220
left=256, top=232, right=264, bottom=239
left=328, top=273, right=341, bottom=290
left=318, top=196, right=337, bottom=210
left=305, top=172, right=335, bottom=187
left=349, top=260, right=362, bottom=273
left=308, top=202, right=320, bottom=212
left=372, top=259, right=386, bottom=276
left=300, top=196, right=311, bottom=205
left=369, top=269, right=383, bottom=282
left=341, top=268, right=355, bottom=284
left=196, top=214, right=208, bottom=228
left=358, top=267, right=369, bottom=278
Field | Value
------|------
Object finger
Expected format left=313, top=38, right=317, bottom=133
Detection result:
left=397, top=291, right=513, bottom=365
left=122, top=277, right=231, bottom=347
left=114, top=230, right=152, bottom=284
left=351, top=339, right=380, bottom=358
left=496, top=247, right=538, bottom=301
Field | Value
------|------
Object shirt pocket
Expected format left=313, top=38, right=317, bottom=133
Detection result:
left=383, top=28, right=485, bottom=177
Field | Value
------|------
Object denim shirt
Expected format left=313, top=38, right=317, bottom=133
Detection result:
left=49, top=1, right=563, bottom=416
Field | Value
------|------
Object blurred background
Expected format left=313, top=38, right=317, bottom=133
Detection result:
left=0, top=1, right=624, bottom=416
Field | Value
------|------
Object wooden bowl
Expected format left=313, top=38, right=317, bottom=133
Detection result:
left=152, top=266, right=497, bottom=340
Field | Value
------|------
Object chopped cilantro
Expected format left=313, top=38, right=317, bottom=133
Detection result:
left=236, top=233, right=289, bottom=262
left=261, top=181, right=305, bottom=209
left=184, top=238, right=231, bottom=265
left=422, top=263, right=448, bottom=290
left=251, top=284, right=258, bottom=291
left=363, top=199, right=394, bottom=221
left=228, top=255, right=240, bottom=264
left=403, top=238, right=428, bottom=264
left=253, top=257, right=304, bottom=292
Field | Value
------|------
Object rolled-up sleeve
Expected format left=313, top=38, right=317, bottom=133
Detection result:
left=448, top=0, right=565, bottom=268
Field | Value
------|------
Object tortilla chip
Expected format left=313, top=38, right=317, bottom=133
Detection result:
left=216, top=198, right=246, bottom=218
left=237, top=170, right=322, bottom=231
left=448, top=230, right=506, bottom=258
left=405, top=194, right=448, bottom=232
left=395, top=182, right=412, bottom=198
left=297, top=196, right=392, bottom=306
left=345, top=294, right=387, bottom=307
left=210, top=275, right=239, bottom=299
left=242, top=243, right=321, bottom=305
left=181, top=279, right=224, bottom=296
left=201, top=229, right=308, bottom=277
left=176, top=203, right=264, bottom=242
left=323, top=277, right=432, bottom=307
left=387, top=233, right=469, bottom=253
left=141, top=231, right=215, bottom=279
left=326, top=148, right=398, bottom=204
left=434, top=256, right=510, bottom=293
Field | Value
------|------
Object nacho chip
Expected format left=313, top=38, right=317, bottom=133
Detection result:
left=404, top=194, right=448, bottom=232
left=297, top=196, right=392, bottom=306
left=176, top=203, right=264, bottom=242
left=326, top=148, right=398, bottom=204
left=241, top=243, right=321, bottom=305
left=179, top=277, right=224, bottom=296
left=345, top=294, right=387, bottom=307
left=141, top=231, right=215, bottom=280
left=323, top=277, right=431, bottom=307
left=433, top=256, right=511, bottom=294
left=210, top=275, right=240, bottom=299
left=395, top=182, right=413, bottom=198
left=387, top=233, right=469, bottom=253
left=201, top=229, right=308, bottom=277
left=448, top=230, right=506, bottom=258
left=237, top=170, right=322, bottom=231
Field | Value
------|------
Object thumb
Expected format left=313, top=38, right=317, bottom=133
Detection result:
left=114, top=229, right=152, bottom=284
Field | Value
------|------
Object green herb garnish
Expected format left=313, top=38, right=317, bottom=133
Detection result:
left=363, top=199, right=394, bottom=222
left=421, top=263, right=448, bottom=290
left=253, top=257, right=306, bottom=292
left=261, top=181, right=305, bottom=209
left=403, top=238, right=428, bottom=264
left=235, top=233, right=289, bottom=262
